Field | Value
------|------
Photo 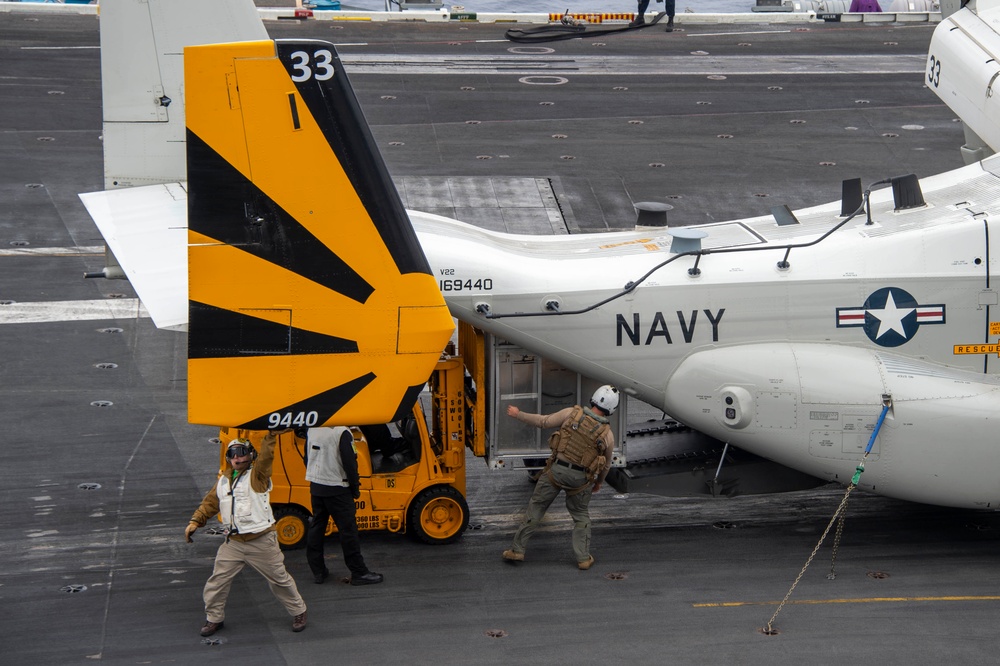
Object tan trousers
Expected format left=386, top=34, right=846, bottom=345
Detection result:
left=203, top=531, right=307, bottom=622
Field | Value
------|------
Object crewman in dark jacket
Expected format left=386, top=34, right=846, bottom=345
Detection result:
left=305, top=426, right=384, bottom=586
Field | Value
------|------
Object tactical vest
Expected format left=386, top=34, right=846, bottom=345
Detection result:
left=548, top=405, right=609, bottom=481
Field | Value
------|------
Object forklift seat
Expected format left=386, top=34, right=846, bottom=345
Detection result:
left=397, top=415, right=423, bottom=461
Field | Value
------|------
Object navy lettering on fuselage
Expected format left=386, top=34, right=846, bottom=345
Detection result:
left=616, top=309, right=725, bottom=347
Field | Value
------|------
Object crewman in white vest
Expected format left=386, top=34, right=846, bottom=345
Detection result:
left=185, top=432, right=308, bottom=636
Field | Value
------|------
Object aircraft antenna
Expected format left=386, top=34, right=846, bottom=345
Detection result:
left=890, top=174, right=926, bottom=211
left=840, top=178, right=863, bottom=217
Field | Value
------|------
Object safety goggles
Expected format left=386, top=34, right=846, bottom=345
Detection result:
left=226, top=444, right=253, bottom=459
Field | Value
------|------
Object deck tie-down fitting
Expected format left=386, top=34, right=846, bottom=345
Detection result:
left=761, top=394, right=892, bottom=636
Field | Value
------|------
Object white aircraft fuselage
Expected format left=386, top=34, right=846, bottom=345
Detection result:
left=414, top=157, right=1000, bottom=509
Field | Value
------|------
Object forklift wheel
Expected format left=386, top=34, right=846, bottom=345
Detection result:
left=273, top=506, right=309, bottom=550
left=407, top=486, right=470, bottom=545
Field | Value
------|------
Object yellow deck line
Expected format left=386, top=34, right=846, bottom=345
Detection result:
left=695, top=595, right=1000, bottom=608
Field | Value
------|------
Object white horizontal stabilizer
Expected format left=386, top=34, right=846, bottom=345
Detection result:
left=79, top=183, right=188, bottom=331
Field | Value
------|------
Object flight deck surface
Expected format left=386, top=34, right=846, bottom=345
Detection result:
left=1, top=8, right=997, bottom=664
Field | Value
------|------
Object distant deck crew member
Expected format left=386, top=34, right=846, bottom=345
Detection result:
left=631, top=0, right=675, bottom=30
left=185, top=433, right=308, bottom=636
left=305, top=426, right=384, bottom=586
left=502, top=385, right=619, bottom=570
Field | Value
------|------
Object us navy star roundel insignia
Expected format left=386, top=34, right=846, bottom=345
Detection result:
left=836, top=287, right=945, bottom=347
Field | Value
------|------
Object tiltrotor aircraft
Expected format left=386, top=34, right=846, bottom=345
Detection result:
left=84, top=0, right=1000, bottom=509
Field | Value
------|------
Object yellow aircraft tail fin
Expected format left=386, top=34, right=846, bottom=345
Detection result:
left=185, top=39, right=453, bottom=429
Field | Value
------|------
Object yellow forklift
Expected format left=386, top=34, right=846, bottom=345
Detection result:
left=218, top=322, right=488, bottom=549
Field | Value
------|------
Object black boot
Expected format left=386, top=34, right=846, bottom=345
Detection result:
left=665, top=16, right=674, bottom=31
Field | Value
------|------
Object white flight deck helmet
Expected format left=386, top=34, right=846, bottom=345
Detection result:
left=590, top=385, right=619, bottom=415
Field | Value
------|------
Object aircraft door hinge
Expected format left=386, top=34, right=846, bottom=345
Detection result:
left=152, top=85, right=169, bottom=121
